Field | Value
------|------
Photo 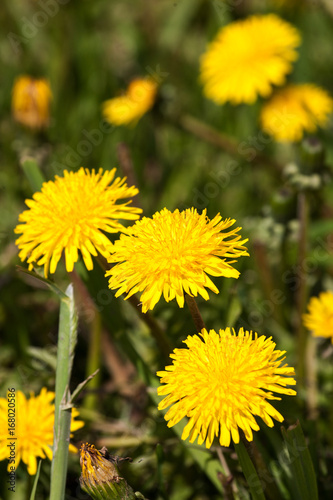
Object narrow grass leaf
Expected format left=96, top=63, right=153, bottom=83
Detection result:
left=281, top=422, right=318, bottom=500
left=234, top=441, right=266, bottom=500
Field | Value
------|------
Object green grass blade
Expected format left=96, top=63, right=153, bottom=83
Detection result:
left=234, top=441, right=266, bottom=500
left=281, top=422, right=318, bottom=500
left=29, top=460, right=42, bottom=500
left=50, top=283, right=78, bottom=500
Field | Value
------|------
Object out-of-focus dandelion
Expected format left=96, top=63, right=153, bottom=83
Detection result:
left=14, top=168, right=142, bottom=277
left=157, top=328, right=297, bottom=448
left=303, top=290, right=333, bottom=342
left=260, top=84, right=333, bottom=142
left=0, top=388, right=84, bottom=475
left=106, top=208, right=248, bottom=313
left=200, top=14, right=301, bottom=105
left=12, top=75, right=52, bottom=129
left=102, top=78, right=158, bottom=126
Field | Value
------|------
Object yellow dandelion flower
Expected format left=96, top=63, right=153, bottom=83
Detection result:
left=200, top=14, right=301, bottom=105
left=0, top=388, right=84, bottom=475
left=157, top=328, right=296, bottom=448
left=260, top=84, right=333, bottom=142
left=303, top=291, right=333, bottom=342
left=102, top=78, right=158, bottom=126
left=14, top=167, right=142, bottom=277
left=106, top=208, right=248, bottom=313
left=12, top=75, right=52, bottom=129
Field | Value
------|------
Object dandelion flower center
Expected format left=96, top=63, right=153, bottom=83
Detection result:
left=157, top=328, right=296, bottom=448
left=106, top=208, right=248, bottom=312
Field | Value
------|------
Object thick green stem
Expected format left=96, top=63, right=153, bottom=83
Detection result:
left=50, top=284, right=78, bottom=500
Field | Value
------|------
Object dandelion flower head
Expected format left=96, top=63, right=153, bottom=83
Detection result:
left=157, top=328, right=296, bottom=448
left=102, top=78, right=158, bottom=126
left=15, top=167, right=142, bottom=277
left=0, top=388, right=84, bottom=475
left=303, top=290, right=333, bottom=342
left=12, top=75, right=52, bottom=129
left=260, top=84, right=333, bottom=142
left=106, top=208, right=248, bottom=313
left=80, top=443, right=119, bottom=486
left=200, top=14, right=301, bottom=105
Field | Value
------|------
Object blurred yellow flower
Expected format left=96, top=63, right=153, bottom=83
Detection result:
left=102, top=78, right=158, bottom=126
left=200, top=14, right=300, bottom=105
left=15, top=168, right=142, bottom=277
left=157, top=328, right=296, bottom=448
left=303, top=291, right=333, bottom=342
left=12, top=75, right=52, bottom=129
left=0, top=388, right=84, bottom=475
left=106, top=208, right=248, bottom=313
left=260, top=84, right=333, bottom=142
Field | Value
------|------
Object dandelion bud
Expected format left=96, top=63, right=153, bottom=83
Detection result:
left=80, top=443, right=136, bottom=500
left=12, top=75, right=52, bottom=130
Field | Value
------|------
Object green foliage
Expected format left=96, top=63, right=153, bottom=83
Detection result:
left=1, top=0, right=333, bottom=499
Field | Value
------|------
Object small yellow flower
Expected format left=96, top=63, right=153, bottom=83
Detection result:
left=12, top=75, right=52, bottom=129
left=106, top=208, right=248, bottom=313
left=260, top=84, right=333, bottom=142
left=200, top=14, right=301, bottom=105
left=157, top=328, right=296, bottom=448
left=14, top=168, right=142, bottom=277
left=0, top=388, right=84, bottom=475
left=102, top=78, right=158, bottom=126
left=303, top=291, right=333, bottom=342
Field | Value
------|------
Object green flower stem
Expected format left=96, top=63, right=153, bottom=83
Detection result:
left=179, top=114, right=283, bottom=174
left=185, top=294, right=206, bottom=332
left=296, top=191, right=309, bottom=387
left=238, top=433, right=281, bottom=500
left=20, top=156, right=45, bottom=192
left=50, top=284, right=78, bottom=500
left=234, top=439, right=266, bottom=500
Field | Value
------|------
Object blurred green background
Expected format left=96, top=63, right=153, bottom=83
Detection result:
left=1, top=0, right=333, bottom=499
